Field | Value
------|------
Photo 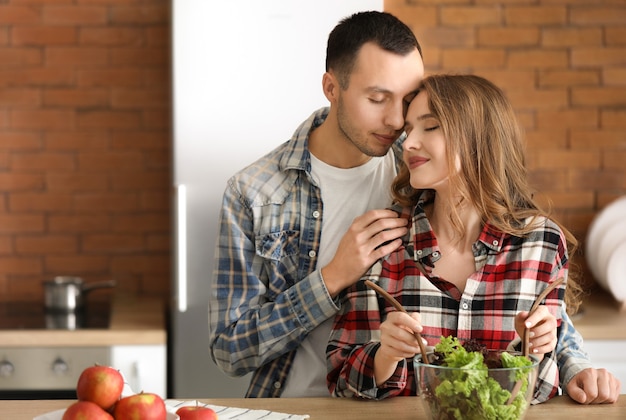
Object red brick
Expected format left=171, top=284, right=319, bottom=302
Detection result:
left=15, top=235, right=78, bottom=254
left=111, top=88, right=168, bottom=109
left=0, top=87, right=40, bottom=106
left=0, top=27, right=8, bottom=46
left=110, top=47, right=168, bottom=66
left=78, top=151, right=143, bottom=170
left=111, top=171, right=168, bottom=191
left=146, top=232, right=169, bottom=251
left=48, top=214, right=112, bottom=232
left=10, top=152, right=75, bottom=170
left=43, top=88, right=109, bottom=107
left=536, top=109, right=600, bottom=130
left=604, top=151, right=626, bottom=170
left=109, top=5, right=171, bottom=25
left=74, top=192, right=139, bottom=212
left=146, top=25, right=169, bottom=47
left=76, top=110, right=141, bottom=129
left=77, top=68, right=145, bottom=87
left=46, top=47, right=108, bottom=67
left=606, top=27, right=626, bottom=46
left=505, top=87, right=568, bottom=110
left=140, top=192, right=168, bottom=211
left=0, top=257, right=42, bottom=274
left=10, top=109, right=73, bottom=130
left=532, top=191, right=594, bottom=210
left=507, top=50, right=568, bottom=69
left=570, top=7, right=626, bottom=25
left=525, top=129, right=568, bottom=150
left=414, top=26, right=475, bottom=49
left=46, top=173, right=108, bottom=192
left=505, top=6, right=567, bottom=25
left=572, top=86, right=626, bottom=107
left=0, top=68, right=74, bottom=87
left=478, top=27, right=540, bottom=47
left=45, top=131, right=109, bottom=150
left=601, top=109, right=626, bottom=129
left=0, top=173, right=43, bottom=191
left=83, top=234, right=144, bottom=252
left=538, top=69, right=600, bottom=88
left=442, top=49, right=506, bottom=69
left=111, top=131, right=168, bottom=150
left=113, top=213, right=168, bottom=233
left=142, top=109, right=171, bottom=130
left=476, top=70, right=535, bottom=90
left=385, top=2, right=437, bottom=27
left=572, top=48, right=626, bottom=67
left=111, top=254, right=169, bottom=273
left=569, top=170, right=625, bottom=190
left=532, top=150, right=601, bottom=170
left=528, top=170, right=568, bottom=192
left=442, top=7, right=501, bottom=25
left=604, top=68, right=626, bottom=86
left=0, top=236, right=13, bottom=254
left=45, top=255, right=109, bottom=272
left=12, top=26, right=77, bottom=45
left=0, top=131, right=42, bottom=150
left=570, top=130, right=626, bottom=149
left=0, top=6, right=41, bottom=24
left=0, top=47, right=42, bottom=68
left=43, top=6, right=107, bottom=25
left=0, top=214, right=44, bottom=233
left=10, top=192, right=74, bottom=211
left=80, top=27, right=144, bottom=46
left=541, top=28, right=602, bottom=47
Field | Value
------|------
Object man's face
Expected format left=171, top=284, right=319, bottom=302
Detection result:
left=336, top=42, right=424, bottom=158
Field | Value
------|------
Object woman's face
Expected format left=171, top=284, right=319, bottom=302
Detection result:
left=402, top=90, right=454, bottom=191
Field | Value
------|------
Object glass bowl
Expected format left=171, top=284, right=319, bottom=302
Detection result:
left=414, top=351, right=539, bottom=420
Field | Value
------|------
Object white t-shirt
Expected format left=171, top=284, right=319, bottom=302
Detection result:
left=280, top=150, right=397, bottom=397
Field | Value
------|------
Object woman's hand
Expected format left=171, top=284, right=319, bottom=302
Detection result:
left=374, top=311, right=423, bottom=386
left=515, top=305, right=557, bottom=359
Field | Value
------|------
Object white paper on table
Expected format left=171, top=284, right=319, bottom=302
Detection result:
left=167, top=399, right=310, bottom=420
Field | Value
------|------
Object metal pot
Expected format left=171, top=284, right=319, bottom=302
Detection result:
left=43, top=276, right=116, bottom=313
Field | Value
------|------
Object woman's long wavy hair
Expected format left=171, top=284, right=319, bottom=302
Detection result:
left=391, top=74, right=583, bottom=313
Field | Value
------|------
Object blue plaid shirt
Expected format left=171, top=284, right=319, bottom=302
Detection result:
left=209, top=107, right=592, bottom=398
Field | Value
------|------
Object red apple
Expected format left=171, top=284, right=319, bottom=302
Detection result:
left=62, top=400, right=114, bottom=420
left=176, top=405, right=218, bottom=420
left=76, top=365, right=124, bottom=410
left=113, top=392, right=167, bottom=420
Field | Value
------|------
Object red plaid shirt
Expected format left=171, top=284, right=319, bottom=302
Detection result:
left=327, top=194, right=565, bottom=403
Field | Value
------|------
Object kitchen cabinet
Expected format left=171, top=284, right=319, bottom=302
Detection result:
left=112, top=344, right=167, bottom=397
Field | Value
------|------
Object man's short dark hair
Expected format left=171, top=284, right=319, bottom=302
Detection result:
left=326, top=11, right=423, bottom=89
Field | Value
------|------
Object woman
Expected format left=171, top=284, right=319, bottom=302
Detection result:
left=326, top=74, right=583, bottom=403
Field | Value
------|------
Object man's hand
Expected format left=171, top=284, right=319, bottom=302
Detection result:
left=321, top=209, right=408, bottom=297
left=566, top=367, right=622, bottom=404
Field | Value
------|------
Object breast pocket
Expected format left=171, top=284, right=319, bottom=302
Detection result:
left=255, top=230, right=300, bottom=296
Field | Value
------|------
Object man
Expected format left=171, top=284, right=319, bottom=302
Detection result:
left=209, top=11, right=620, bottom=402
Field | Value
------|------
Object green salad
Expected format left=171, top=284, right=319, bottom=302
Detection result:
left=418, top=336, right=536, bottom=420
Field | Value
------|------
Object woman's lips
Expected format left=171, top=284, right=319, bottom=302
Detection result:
left=407, top=156, right=428, bottom=169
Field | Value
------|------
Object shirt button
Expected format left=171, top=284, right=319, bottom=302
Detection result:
left=308, top=250, right=316, bottom=258
left=432, top=251, right=440, bottom=258
left=461, top=302, right=469, bottom=310
left=492, top=240, right=498, bottom=246
left=273, top=381, right=281, bottom=389
left=312, top=210, right=320, bottom=218
left=416, top=249, right=423, bottom=255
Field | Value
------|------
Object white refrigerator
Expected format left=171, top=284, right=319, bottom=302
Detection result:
left=171, top=0, right=383, bottom=398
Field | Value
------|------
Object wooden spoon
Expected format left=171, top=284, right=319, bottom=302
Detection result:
left=522, top=277, right=565, bottom=358
left=364, top=280, right=430, bottom=363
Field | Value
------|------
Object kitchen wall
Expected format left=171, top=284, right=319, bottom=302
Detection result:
left=0, top=0, right=625, bottom=303
left=0, top=1, right=171, bottom=302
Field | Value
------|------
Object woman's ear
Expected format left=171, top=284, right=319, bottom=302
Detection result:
left=322, top=71, right=340, bottom=103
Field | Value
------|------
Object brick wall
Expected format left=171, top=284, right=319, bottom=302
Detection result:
left=387, top=0, right=626, bottom=288
left=0, top=0, right=171, bottom=302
